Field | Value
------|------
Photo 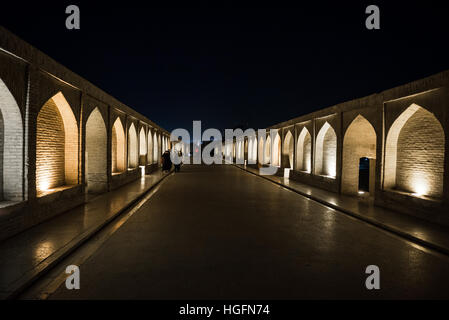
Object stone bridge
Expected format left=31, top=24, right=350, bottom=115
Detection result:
left=1, top=25, right=449, bottom=243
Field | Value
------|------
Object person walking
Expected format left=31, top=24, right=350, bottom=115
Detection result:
left=161, top=150, right=172, bottom=173
left=174, top=149, right=182, bottom=172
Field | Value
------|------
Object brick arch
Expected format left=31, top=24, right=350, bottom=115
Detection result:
left=36, top=92, right=79, bottom=193
left=315, top=122, right=336, bottom=178
left=282, top=130, right=294, bottom=169
left=128, top=123, right=138, bottom=168
left=153, top=132, right=158, bottom=163
left=0, top=78, right=23, bottom=201
left=264, top=135, right=271, bottom=164
left=272, top=133, right=281, bottom=167
left=251, top=137, right=258, bottom=162
left=258, top=137, right=264, bottom=164
left=342, top=115, right=377, bottom=195
left=248, top=138, right=254, bottom=162
left=147, top=129, right=153, bottom=164
left=385, top=103, right=445, bottom=198
left=85, top=107, right=107, bottom=193
left=139, top=127, right=147, bottom=166
left=296, top=127, right=312, bottom=173
left=112, top=117, right=125, bottom=173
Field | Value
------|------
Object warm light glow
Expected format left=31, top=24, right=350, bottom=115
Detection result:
left=358, top=191, right=365, bottom=195
left=411, top=175, right=430, bottom=197
left=39, top=180, right=51, bottom=192
left=140, top=165, right=146, bottom=177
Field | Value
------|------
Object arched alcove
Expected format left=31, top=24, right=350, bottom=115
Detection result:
left=147, top=130, right=153, bottom=164
left=314, top=122, right=337, bottom=178
left=296, top=127, right=312, bottom=173
left=153, top=132, right=158, bottom=163
left=258, top=137, right=264, bottom=164
left=36, top=92, right=78, bottom=193
left=128, top=123, right=138, bottom=169
left=385, top=104, right=445, bottom=198
left=139, top=127, right=147, bottom=166
left=252, top=137, right=258, bottom=162
left=264, top=136, right=271, bottom=164
left=342, top=115, right=377, bottom=195
left=248, top=139, right=253, bottom=162
left=85, top=108, right=107, bottom=193
left=0, top=78, right=23, bottom=201
left=112, top=118, right=125, bottom=173
left=282, top=131, right=294, bottom=169
left=272, top=133, right=281, bottom=167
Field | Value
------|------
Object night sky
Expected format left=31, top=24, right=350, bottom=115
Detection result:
left=2, top=1, right=449, bottom=134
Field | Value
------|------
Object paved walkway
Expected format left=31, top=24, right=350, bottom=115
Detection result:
left=44, top=165, right=449, bottom=299
left=235, top=164, right=449, bottom=256
left=0, top=169, right=171, bottom=299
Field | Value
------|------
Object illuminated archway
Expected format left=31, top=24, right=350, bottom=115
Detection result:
left=128, top=123, right=138, bottom=168
left=385, top=104, right=445, bottom=197
left=315, top=122, right=336, bottom=178
left=258, top=137, right=264, bottom=164
left=147, top=130, right=153, bottom=164
left=112, top=118, right=125, bottom=173
left=139, top=127, right=147, bottom=166
left=342, top=115, right=376, bottom=195
left=153, top=132, right=158, bottom=163
left=36, top=92, right=78, bottom=193
left=272, top=133, right=281, bottom=167
left=252, top=137, right=258, bottom=162
left=282, top=131, right=294, bottom=169
left=296, top=127, right=311, bottom=173
left=85, top=108, right=107, bottom=193
left=264, top=136, right=271, bottom=164
left=0, top=78, right=23, bottom=201
left=248, top=139, right=253, bottom=162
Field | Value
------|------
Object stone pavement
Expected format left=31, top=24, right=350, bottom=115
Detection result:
left=235, top=164, right=449, bottom=256
left=0, top=169, right=172, bottom=299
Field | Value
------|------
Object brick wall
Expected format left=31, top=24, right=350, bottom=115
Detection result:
left=396, top=108, right=445, bottom=197
left=36, top=99, right=65, bottom=191
left=0, top=111, right=3, bottom=200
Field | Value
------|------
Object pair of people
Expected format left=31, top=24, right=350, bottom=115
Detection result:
left=161, top=149, right=183, bottom=173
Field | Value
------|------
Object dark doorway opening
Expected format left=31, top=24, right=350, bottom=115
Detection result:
left=358, top=157, right=370, bottom=193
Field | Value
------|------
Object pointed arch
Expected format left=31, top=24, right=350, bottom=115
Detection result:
left=128, top=123, right=138, bottom=168
left=147, top=129, right=153, bottom=164
left=258, top=137, right=264, bottom=164
left=112, top=117, right=125, bottom=173
left=282, top=131, right=294, bottom=169
left=153, top=132, right=158, bottom=163
left=0, top=78, right=23, bottom=201
left=36, top=92, right=78, bottom=193
left=139, top=127, right=147, bottom=166
left=272, top=133, right=281, bottom=167
left=85, top=107, right=107, bottom=193
left=252, top=137, right=258, bottom=162
left=315, top=122, right=336, bottom=178
left=342, top=115, right=377, bottom=195
left=264, top=136, right=271, bottom=164
left=385, top=104, right=445, bottom=197
left=296, top=127, right=312, bottom=173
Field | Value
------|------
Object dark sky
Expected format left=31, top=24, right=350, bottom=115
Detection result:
left=2, top=1, right=449, bottom=134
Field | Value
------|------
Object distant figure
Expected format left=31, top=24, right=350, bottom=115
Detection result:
left=161, top=150, right=172, bottom=172
left=174, top=150, right=182, bottom=172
